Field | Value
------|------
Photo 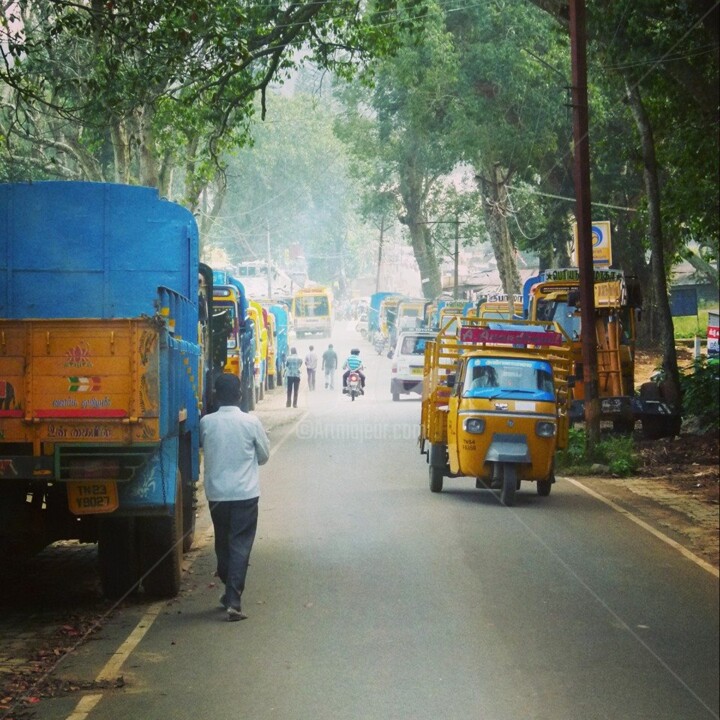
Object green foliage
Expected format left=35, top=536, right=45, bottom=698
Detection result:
left=0, top=0, right=404, bottom=203
left=679, top=358, right=720, bottom=432
left=557, top=428, right=639, bottom=477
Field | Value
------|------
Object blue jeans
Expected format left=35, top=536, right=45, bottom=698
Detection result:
left=209, top=497, right=259, bottom=611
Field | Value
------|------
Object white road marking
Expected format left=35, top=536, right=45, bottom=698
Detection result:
left=566, top=476, right=719, bottom=578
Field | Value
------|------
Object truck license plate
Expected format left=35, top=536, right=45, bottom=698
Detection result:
left=67, top=481, right=119, bottom=515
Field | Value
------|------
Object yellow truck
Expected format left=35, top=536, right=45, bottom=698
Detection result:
left=420, top=317, right=572, bottom=506
left=525, top=267, right=680, bottom=437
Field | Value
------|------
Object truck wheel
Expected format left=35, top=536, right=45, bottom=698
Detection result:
left=500, top=464, right=517, bottom=507
left=429, top=465, right=444, bottom=493
left=139, top=472, right=183, bottom=598
left=612, top=418, right=636, bottom=434
left=98, top=518, right=140, bottom=599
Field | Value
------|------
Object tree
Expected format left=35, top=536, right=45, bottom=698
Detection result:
left=335, top=1, right=464, bottom=299
left=0, top=0, right=400, bottom=207
left=203, top=91, right=370, bottom=289
left=447, top=0, right=573, bottom=296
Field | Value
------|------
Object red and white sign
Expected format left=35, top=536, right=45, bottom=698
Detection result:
left=460, top=327, right=564, bottom=347
left=708, top=322, right=719, bottom=356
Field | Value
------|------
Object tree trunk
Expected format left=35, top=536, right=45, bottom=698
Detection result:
left=398, top=160, right=441, bottom=299
left=110, top=121, right=131, bottom=184
left=478, top=163, right=521, bottom=297
left=625, top=79, right=681, bottom=406
left=138, top=105, right=160, bottom=189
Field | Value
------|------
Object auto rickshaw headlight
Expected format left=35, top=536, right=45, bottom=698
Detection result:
left=463, top=417, right=486, bottom=434
left=536, top=421, right=556, bottom=437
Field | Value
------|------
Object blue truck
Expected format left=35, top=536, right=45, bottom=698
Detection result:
left=269, top=303, right=289, bottom=385
left=0, top=181, right=215, bottom=598
left=211, top=271, right=257, bottom=412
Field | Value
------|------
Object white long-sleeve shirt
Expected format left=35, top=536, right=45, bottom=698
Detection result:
left=200, top=406, right=270, bottom=502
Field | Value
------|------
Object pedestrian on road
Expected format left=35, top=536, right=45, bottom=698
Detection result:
left=200, top=373, right=270, bottom=622
left=322, top=343, right=338, bottom=389
left=285, top=347, right=303, bottom=407
left=304, top=345, right=318, bottom=391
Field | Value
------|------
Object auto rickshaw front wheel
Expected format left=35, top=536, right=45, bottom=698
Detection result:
left=500, top=464, right=517, bottom=506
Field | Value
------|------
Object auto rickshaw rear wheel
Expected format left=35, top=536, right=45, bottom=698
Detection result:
left=429, top=465, right=444, bottom=493
left=537, top=466, right=554, bottom=497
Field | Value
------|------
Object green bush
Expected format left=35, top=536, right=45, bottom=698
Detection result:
left=680, top=357, right=719, bottom=432
left=556, top=428, right=639, bottom=477
left=597, top=435, right=639, bottom=476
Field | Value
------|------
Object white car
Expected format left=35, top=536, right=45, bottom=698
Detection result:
left=390, top=331, right=435, bottom=401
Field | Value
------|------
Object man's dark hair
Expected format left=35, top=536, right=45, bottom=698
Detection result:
left=214, top=373, right=242, bottom=405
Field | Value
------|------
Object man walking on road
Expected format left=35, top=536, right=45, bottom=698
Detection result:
left=284, top=347, right=303, bottom=407
left=304, top=345, right=318, bottom=391
left=322, top=343, right=338, bottom=389
left=200, top=373, right=270, bottom=622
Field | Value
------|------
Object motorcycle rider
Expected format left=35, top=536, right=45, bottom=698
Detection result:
left=342, top=348, right=366, bottom=394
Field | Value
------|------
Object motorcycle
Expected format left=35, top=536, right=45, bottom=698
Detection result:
left=373, top=334, right=387, bottom=355
left=346, top=371, right=362, bottom=401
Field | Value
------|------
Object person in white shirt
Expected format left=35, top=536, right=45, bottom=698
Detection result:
left=200, top=373, right=270, bottom=621
left=304, top=345, right=318, bottom=391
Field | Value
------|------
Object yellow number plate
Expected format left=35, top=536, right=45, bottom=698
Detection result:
left=67, top=481, right=119, bottom=515
left=411, top=367, right=424, bottom=375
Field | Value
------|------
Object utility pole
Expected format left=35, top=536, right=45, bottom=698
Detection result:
left=266, top=219, right=272, bottom=299
left=569, top=0, right=600, bottom=447
left=375, top=217, right=385, bottom=293
left=453, top=215, right=460, bottom=300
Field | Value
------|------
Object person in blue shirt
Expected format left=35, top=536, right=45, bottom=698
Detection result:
left=284, top=347, right=303, bottom=407
left=342, top=348, right=366, bottom=393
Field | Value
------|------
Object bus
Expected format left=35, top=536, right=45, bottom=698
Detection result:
left=292, top=286, right=333, bottom=338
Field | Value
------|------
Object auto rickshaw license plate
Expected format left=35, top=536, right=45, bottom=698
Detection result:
left=67, top=481, right=119, bottom=515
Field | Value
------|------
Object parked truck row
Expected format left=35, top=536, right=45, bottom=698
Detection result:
left=0, top=182, right=289, bottom=599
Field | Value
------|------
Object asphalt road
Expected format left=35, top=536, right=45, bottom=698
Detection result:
left=14, top=322, right=720, bottom=720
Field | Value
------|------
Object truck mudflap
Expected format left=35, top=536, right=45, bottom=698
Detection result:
left=485, top=433, right=531, bottom=463
left=116, top=436, right=180, bottom=514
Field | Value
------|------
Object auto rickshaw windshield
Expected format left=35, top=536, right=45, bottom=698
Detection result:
left=463, top=357, right=555, bottom=400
